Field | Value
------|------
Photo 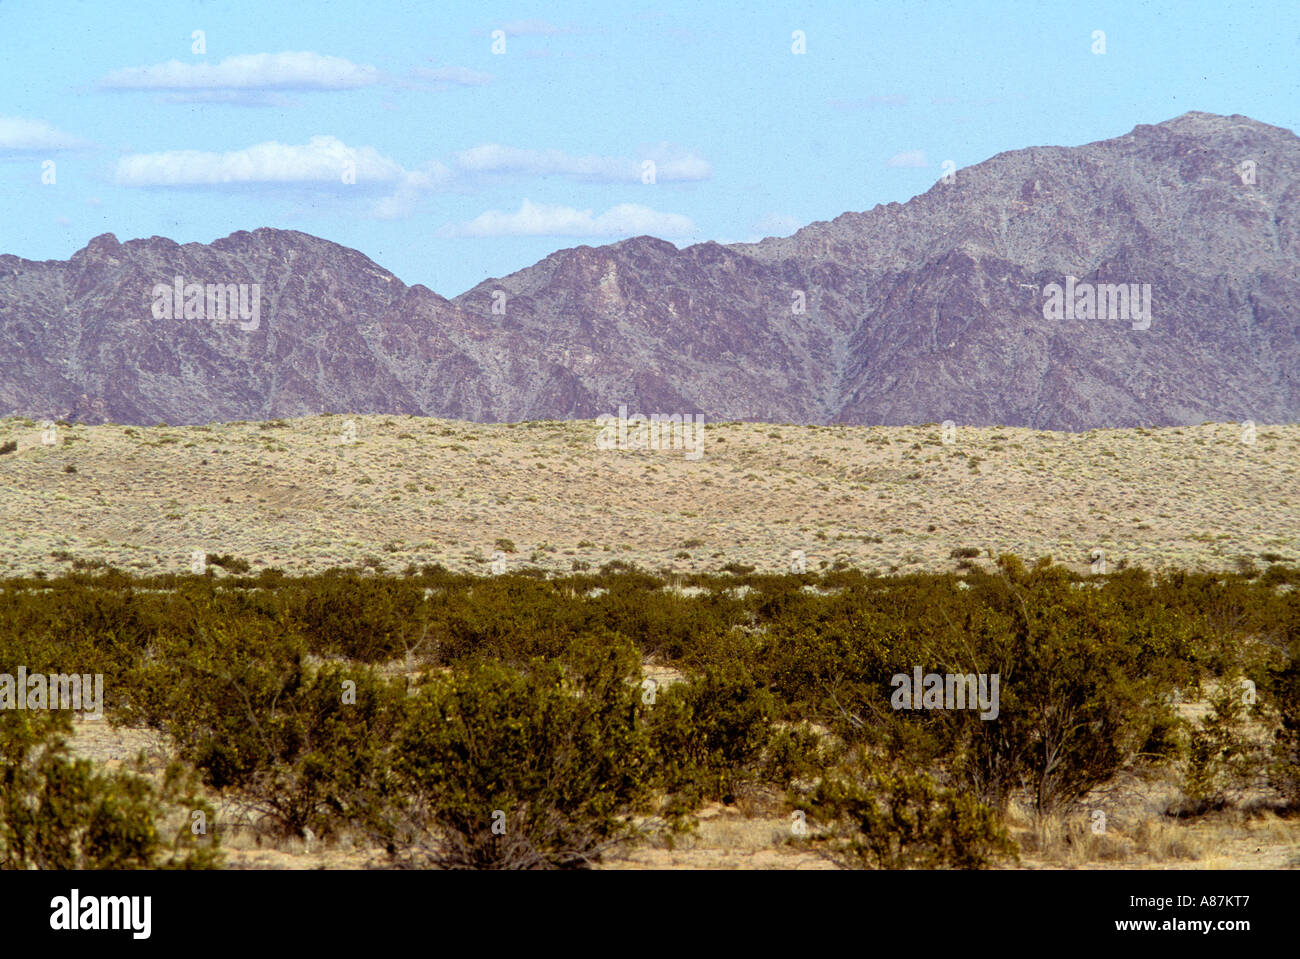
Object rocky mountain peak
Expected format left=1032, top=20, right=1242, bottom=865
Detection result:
left=3, top=112, right=1296, bottom=430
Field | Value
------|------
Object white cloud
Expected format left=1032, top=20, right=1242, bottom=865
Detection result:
left=886, top=150, right=929, bottom=168
left=100, top=52, right=380, bottom=91
left=111, top=136, right=449, bottom=219
left=370, top=165, right=453, bottom=219
left=442, top=199, right=695, bottom=238
left=453, top=144, right=710, bottom=183
left=113, top=136, right=407, bottom=186
left=0, top=116, right=85, bottom=151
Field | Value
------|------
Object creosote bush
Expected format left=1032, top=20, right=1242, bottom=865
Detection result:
left=1265, top=635, right=1300, bottom=806
left=801, top=749, right=1016, bottom=869
left=648, top=664, right=775, bottom=808
left=0, top=711, right=220, bottom=869
left=379, top=634, right=653, bottom=869
left=0, top=556, right=1295, bottom=868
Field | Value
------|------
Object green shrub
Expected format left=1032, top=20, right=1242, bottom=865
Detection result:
left=382, top=642, right=653, bottom=868
left=0, top=555, right=1284, bottom=866
left=649, top=664, right=776, bottom=807
left=165, top=657, right=399, bottom=839
left=801, top=750, right=1016, bottom=869
left=286, top=574, right=426, bottom=661
left=946, top=558, right=1174, bottom=814
left=1269, top=638, right=1300, bottom=807
left=763, top=722, right=843, bottom=788
left=1180, top=684, right=1264, bottom=813
left=0, top=711, right=220, bottom=869
left=205, top=553, right=251, bottom=573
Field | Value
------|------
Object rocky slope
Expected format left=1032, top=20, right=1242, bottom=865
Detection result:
left=2, top=111, right=1296, bottom=429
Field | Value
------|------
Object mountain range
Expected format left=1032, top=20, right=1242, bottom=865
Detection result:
left=2, top=111, right=1297, bottom=430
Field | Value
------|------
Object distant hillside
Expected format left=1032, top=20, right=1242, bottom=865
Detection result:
left=0, top=415, right=1294, bottom=578
left=2, top=112, right=1297, bottom=429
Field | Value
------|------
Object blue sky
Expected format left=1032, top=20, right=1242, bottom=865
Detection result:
left=1, top=0, right=1297, bottom=296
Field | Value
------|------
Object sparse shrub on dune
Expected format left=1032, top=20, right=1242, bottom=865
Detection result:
left=204, top=553, right=251, bottom=573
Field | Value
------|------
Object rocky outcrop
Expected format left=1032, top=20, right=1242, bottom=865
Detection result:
left=2, top=112, right=1296, bottom=429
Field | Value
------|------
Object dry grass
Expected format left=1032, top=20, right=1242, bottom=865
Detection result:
left=2, top=415, right=1297, bottom=579
left=1007, top=802, right=1300, bottom=870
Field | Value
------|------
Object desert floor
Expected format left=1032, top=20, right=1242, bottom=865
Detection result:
left=7, top=413, right=1299, bottom=869
left=2, top=415, right=1296, bottom=579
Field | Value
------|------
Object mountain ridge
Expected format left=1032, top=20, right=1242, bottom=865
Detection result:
left=3, top=111, right=1297, bottom=429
